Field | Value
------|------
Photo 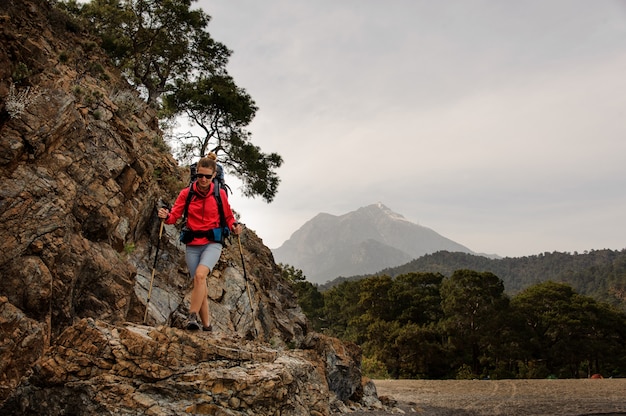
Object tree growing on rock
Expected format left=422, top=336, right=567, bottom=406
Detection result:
left=163, top=74, right=282, bottom=202
left=65, top=0, right=282, bottom=202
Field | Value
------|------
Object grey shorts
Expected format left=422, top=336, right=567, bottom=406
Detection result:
left=185, top=243, right=223, bottom=278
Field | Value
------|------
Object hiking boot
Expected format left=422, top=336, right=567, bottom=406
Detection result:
left=186, top=312, right=200, bottom=331
left=202, top=324, right=212, bottom=332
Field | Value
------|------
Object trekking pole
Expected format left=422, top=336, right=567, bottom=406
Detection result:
left=144, top=216, right=165, bottom=324
left=237, top=229, right=258, bottom=338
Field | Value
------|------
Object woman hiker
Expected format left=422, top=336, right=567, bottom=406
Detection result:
left=158, top=156, right=242, bottom=331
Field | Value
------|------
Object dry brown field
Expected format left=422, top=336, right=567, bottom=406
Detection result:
left=357, top=378, right=626, bottom=415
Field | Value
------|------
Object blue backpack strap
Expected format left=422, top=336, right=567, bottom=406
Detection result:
left=212, top=179, right=229, bottom=244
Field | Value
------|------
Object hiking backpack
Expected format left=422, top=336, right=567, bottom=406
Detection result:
left=179, top=161, right=231, bottom=245
left=189, top=161, right=230, bottom=195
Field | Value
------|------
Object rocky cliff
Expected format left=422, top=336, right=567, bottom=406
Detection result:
left=0, top=1, right=382, bottom=414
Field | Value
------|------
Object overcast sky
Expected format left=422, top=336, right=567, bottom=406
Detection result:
left=196, top=0, right=626, bottom=257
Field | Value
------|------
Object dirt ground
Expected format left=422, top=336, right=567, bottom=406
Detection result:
left=353, top=379, right=626, bottom=415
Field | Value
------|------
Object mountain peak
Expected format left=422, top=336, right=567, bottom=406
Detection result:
left=273, top=203, right=474, bottom=284
left=361, top=202, right=410, bottom=223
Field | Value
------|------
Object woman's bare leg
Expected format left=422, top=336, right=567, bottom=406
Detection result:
left=190, top=264, right=210, bottom=327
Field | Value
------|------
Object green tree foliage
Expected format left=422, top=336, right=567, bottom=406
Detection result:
left=279, top=264, right=324, bottom=331
left=440, top=270, right=510, bottom=378
left=163, top=74, right=282, bottom=202
left=322, top=279, right=362, bottom=341
left=357, top=275, right=395, bottom=324
left=76, top=0, right=230, bottom=105
left=389, top=272, right=444, bottom=325
left=394, top=322, right=451, bottom=379
left=309, top=269, right=626, bottom=380
left=293, top=281, right=325, bottom=331
left=164, top=75, right=257, bottom=159
left=333, top=249, right=626, bottom=309
left=65, top=0, right=283, bottom=202
left=279, top=263, right=306, bottom=283
left=511, top=282, right=626, bottom=378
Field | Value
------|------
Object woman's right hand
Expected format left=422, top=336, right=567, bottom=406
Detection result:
left=158, top=207, right=169, bottom=219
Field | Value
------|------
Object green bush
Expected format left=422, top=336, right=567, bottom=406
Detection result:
left=362, top=356, right=390, bottom=379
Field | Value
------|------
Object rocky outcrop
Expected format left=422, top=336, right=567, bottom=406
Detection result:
left=0, top=1, right=382, bottom=414
left=1, top=318, right=331, bottom=415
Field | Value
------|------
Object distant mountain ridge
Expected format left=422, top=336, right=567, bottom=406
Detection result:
left=320, top=249, right=626, bottom=307
left=272, top=202, right=477, bottom=284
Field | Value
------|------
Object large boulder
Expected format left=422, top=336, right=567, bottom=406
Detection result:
left=2, top=318, right=331, bottom=415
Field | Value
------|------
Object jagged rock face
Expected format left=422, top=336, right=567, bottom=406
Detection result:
left=1, top=318, right=337, bottom=415
left=0, top=297, right=46, bottom=401
left=0, top=1, right=377, bottom=413
left=0, top=0, right=178, bottom=332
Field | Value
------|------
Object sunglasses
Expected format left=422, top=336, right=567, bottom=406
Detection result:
left=196, top=173, right=214, bottom=179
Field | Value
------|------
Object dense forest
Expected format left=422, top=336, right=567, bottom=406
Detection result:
left=321, top=249, right=626, bottom=305
left=282, top=249, right=626, bottom=380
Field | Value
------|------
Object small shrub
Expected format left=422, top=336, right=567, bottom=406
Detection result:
left=455, top=364, right=475, bottom=380
left=362, top=356, right=390, bottom=379
left=162, top=175, right=184, bottom=197
left=124, top=242, right=136, bottom=255
left=12, top=62, right=31, bottom=83
left=111, top=90, right=142, bottom=115
left=65, top=17, right=83, bottom=33
left=5, top=84, right=43, bottom=118
left=83, top=41, right=98, bottom=53
left=88, top=62, right=104, bottom=76
left=48, top=4, right=82, bottom=33
left=517, top=360, right=550, bottom=379
left=128, top=121, right=139, bottom=132
left=152, top=134, right=170, bottom=152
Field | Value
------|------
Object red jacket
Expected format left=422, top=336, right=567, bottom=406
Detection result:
left=165, top=181, right=237, bottom=245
